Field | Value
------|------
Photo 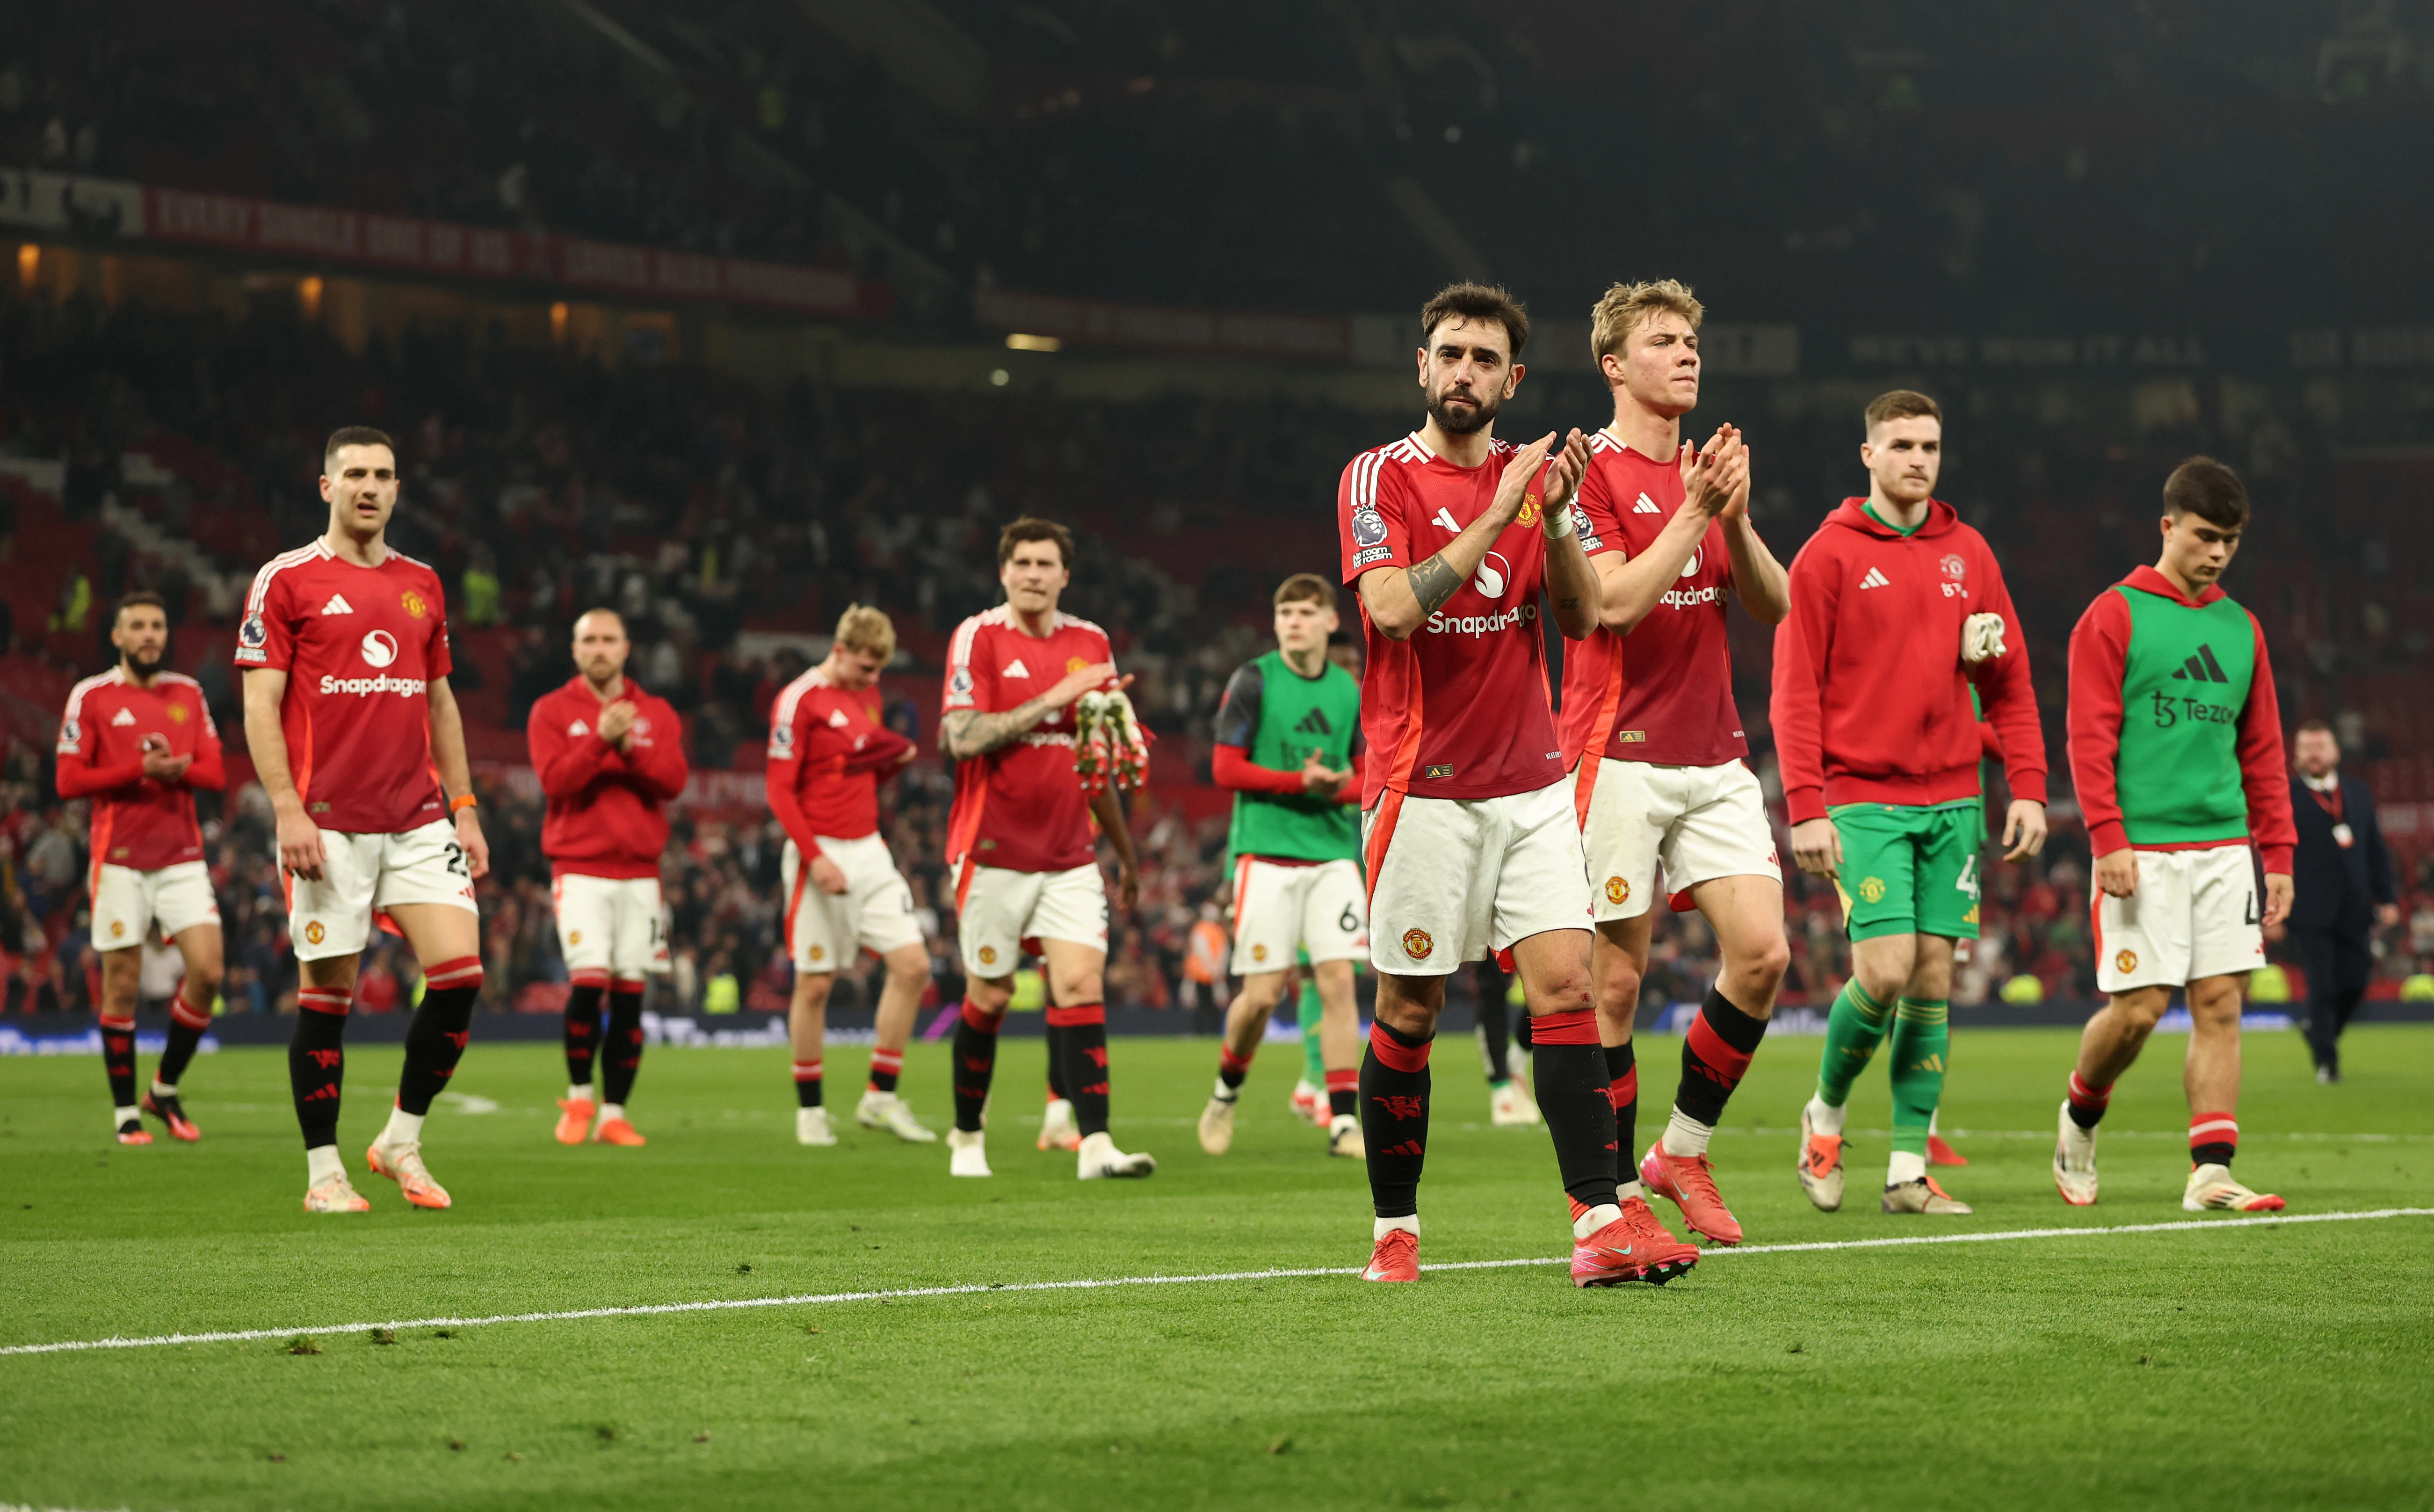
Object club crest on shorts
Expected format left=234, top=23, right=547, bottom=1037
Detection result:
left=109, top=920, right=125, bottom=939
left=809, top=945, right=826, bottom=963
left=1605, top=876, right=1630, bottom=905
left=2115, top=949, right=2138, bottom=974
left=1401, top=927, right=1434, bottom=961
left=1252, top=943, right=1268, bottom=962
left=304, top=921, right=326, bottom=945
left=568, top=931, right=582, bottom=945
left=978, top=945, right=998, bottom=966
left=1858, top=876, right=1886, bottom=904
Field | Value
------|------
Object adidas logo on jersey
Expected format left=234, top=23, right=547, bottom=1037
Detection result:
left=1004, top=658, right=1031, bottom=678
left=1860, top=568, right=1891, bottom=590
left=111, top=706, right=137, bottom=726
left=826, top=709, right=852, bottom=727
left=1431, top=506, right=1463, bottom=533
left=567, top=720, right=588, bottom=737
left=1633, top=492, right=1661, bottom=514
left=1293, top=709, right=1333, bottom=735
left=2170, top=645, right=2232, bottom=683
left=320, top=593, right=355, bottom=615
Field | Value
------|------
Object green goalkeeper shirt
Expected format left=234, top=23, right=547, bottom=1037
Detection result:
left=1214, top=650, right=1363, bottom=868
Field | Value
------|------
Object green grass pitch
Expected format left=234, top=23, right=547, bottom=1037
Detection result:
left=3, top=1023, right=2431, bottom=1512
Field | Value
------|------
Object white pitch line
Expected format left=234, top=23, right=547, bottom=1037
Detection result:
left=6, top=1207, right=2429, bottom=1360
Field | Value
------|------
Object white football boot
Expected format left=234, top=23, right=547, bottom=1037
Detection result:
left=856, top=1091, right=937, bottom=1143
left=1797, top=1104, right=1846, bottom=1212
left=2053, top=1101, right=2099, bottom=1207
left=302, top=1173, right=371, bottom=1213
left=1198, top=1093, right=1237, bottom=1155
left=796, top=1107, right=838, bottom=1147
left=2182, top=1164, right=2285, bottom=1212
left=947, top=1127, right=992, bottom=1177
left=1489, top=1080, right=1540, bottom=1127
left=1077, top=1130, right=1156, bottom=1179
left=1037, top=1097, right=1082, bottom=1152
left=1327, top=1114, right=1365, bottom=1159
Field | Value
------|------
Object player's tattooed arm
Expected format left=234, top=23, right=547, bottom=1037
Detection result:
left=939, top=696, right=1055, bottom=761
left=1406, top=553, right=1464, bottom=615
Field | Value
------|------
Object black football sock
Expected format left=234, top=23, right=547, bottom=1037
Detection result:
left=1533, top=1010, right=1621, bottom=1211
left=867, top=1046, right=904, bottom=1094
left=1676, top=986, right=1768, bottom=1128
left=1605, top=1040, right=1639, bottom=1175
left=395, top=958, right=482, bottom=1118
left=1044, top=1023, right=1071, bottom=1102
left=950, top=999, right=1000, bottom=1133
left=602, top=982, right=645, bottom=1107
left=563, top=979, right=604, bottom=1091
left=99, top=1013, right=138, bottom=1112
left=1216, top=1043, right=1252, bottom=1096
left=1361, top=1021, right=1432, bottom=1219
left=1476, top=968, right=1511, bottom=1084
left=792, top=1058, right=825, bottom=1107
left=155, top=979, right=212, bottom=1089
left=1326, top=1068, right=1357, bottom=1120
left=290, top=986, right=352, bottom=1149
left=1514, top=1009, right=1534, bottom=1052
left=1052, top=1004, right=1111, bottom=1136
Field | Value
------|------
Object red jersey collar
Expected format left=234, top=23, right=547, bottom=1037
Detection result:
left=1828, top=496, right=1957, bottom=538
left=2118, top=563, right=2224, bottom=607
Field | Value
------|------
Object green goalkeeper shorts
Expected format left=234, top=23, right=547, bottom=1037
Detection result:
left=1830, top=800, right=1984, bottom=943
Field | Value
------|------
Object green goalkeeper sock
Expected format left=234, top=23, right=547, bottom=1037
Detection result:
left=1814, top=980, right=1893, bottom=1109
left=1298, top=978, right=1326, bottom=1087
left=1886, top=997, right=1951, bottom=1169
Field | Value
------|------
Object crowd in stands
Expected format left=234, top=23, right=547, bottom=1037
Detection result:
left=4, top=279, right=2434, bottom=1018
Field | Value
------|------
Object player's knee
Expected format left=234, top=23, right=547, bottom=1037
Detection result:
left=189, top=961, right=225, bottom=996
left=1053, top=972, right=1105, bottom=1007
left=1527, top=968, right=1594, bottom=1019
left=1741, top=933, right=1791, bottom=991
left=1594, top=962, right=1641, bottom=1020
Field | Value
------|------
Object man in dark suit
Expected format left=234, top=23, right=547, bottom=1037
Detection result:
left=2278, top=720, right=2398, bottom=1082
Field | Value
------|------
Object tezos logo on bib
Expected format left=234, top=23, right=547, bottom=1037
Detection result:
left=360, top=629, right=399, bottom=668
left=1473, top=550, right=1511, bottom=599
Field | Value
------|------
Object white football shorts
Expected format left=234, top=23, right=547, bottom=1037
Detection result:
left=90, top=861, right=220, bottom=950
left=956, top=860, right=1108, bottom=979
left=1362, top=781, right=1592, bottom=977
left=2094, top=845, right=2266, bottom=994
left=286, top=818, right=478, bottom=962
left=784, top=834, right=925, bottom=973
left=1572, top=756, right=1781, bottom=922
left=552, top=872, right=670, bottom=983
left=1228, top=856, right=1367, bottom=975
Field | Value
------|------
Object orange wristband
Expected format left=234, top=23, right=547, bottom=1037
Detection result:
left=449, top=793, right=478, bottom=813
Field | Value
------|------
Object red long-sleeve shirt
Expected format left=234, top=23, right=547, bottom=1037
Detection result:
left=55, top=668, right=223, bottom=872
left=767, top=667, right=915, bottom=857
left=1770, top=499, right=2048, bottom=825
left=526, top=676, right=689, bottom=879
left=2065, top=566, right=2296, bottom=873
left=1211, top=745, right=1365, bottom=805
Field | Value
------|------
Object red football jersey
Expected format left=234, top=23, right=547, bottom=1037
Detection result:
left=767, top=667, right=914, bottom=847
left=1337, top=430, right=1565, bottom=807
left=55, top=668, right=224, bottom=873
left=1558, top=432, right=1747, bottom=768
left=527, top=676, right=689, bottom=879
left=233, top=540, right=451, bottom=835
left=942, top=607, right=1115, bottom=874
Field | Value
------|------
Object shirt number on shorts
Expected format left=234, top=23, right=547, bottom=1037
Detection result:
left=443, top=842, right=470, bottom=878
left=1956, top=854, right=1978, bottom=899
left=2243, top=890, right=2258, bottom=926
left=1339, top=905, right=1360, bottom=935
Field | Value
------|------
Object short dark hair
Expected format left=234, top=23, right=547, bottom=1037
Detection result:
left=112, top=590, right=167, bottom=624
left=2162, top=456, right=2250, bottom=529
left=324, top=426, right=396, bottom=471
left=2296, top=719, right=2335, bottom=738
left=1419, top=282, right=1530, bottom=358
left=1273, top=573, right=1335, bottom=609
left=997, top=515, right=1075, bottom=570
left=1864, top=390, right=1942, bottom=430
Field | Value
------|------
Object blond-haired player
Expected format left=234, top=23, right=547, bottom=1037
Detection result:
left=1559, top=279, right=1791, bottom=1249
left=768, top=605, right=936, bottom=1146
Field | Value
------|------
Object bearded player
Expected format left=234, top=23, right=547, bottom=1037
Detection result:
left=1342, top=281, right=1696, bottom=1286
left=1196, top=572, right=1367, bottom=1161
left=56, top=591, right=225, bottom=1144
left=769, top=605, right=936, bottom=1149
left=939, top=517, right=1154, bottom=1180
left=238, top=427, right=489, bottom=1213
left=1561, top=279, right=1792, bottom=1249
left=528, top=608, right=688, bottom=1147
left=2056, top=457, right=2294, bottom=1212
left=1774, top=391, right=2048, bottom=1216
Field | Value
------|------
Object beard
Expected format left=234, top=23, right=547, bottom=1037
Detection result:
left=1426, top=382, right=1501, bottom=437
left=124, top=646, right=165, bottom=677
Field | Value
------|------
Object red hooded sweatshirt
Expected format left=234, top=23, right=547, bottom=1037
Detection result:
left=1770, top=498, right=2048, bottom=825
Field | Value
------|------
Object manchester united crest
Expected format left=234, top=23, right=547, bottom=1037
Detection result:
left=304, top=921, right=326, bottom=945
left=1401, top=927, right=1434, bottom=961
left=1605, top=876, right=1630, bottom=906
left=2115, top=949, right=2138, bottom=974
left=401, top=589, right=429, bottom=619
